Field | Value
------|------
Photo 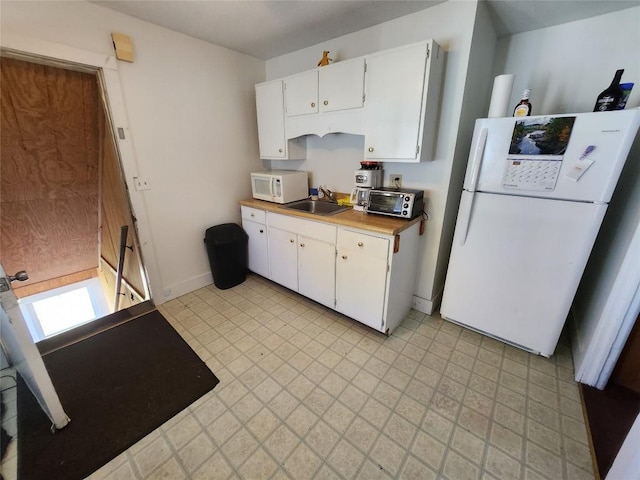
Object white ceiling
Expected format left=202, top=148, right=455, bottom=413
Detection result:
left=92, top=0, right=640, bottom=60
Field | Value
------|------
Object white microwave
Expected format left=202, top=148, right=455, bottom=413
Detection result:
left=250, top=170, right=309, bottom=203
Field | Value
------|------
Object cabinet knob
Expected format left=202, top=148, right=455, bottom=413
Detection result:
left=368, top=147, right=374, bottom=152
left=290, top=239, right=295, bottom=243
left=300, top=243, right=305, bottom=247
left=311, top=102, right=316, bottom=108
left=357, top=242, right=364, bottom=247
left=259, top=229, right=264, bottom=233
left=278, top=148, right=283, bottom=153
left=323, top=100, right=328, bottom=106
left=341, top=255, right=348, bottom=260
left=250, top=213, right=255, bottom=217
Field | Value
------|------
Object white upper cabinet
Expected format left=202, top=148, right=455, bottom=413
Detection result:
left=255, top=80, right=286, bottom=157
left=284, top=58, right=365, bottom=117
left=255, top=79, right=306, bottom=160
left=318, top=58, right=366, bottom=113
left=255, top=40, right=444, bottom=162
left=364, top=40, right=444, bottom=162
left=284, top=70, right=318, bottom=116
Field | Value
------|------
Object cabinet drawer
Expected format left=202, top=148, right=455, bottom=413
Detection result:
left=267, top=212, right=336, bottom=243
left=241, top=206, right=266, bottom=224
left=338, top=229, right=389, bottom=260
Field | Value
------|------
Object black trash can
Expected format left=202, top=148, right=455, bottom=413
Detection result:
left=204, top=223, right=248, bottom=289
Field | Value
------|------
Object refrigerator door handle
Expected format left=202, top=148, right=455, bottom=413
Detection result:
left=457, top=191, right=474, bottom=245
left=467, top=128, right=488, bottom=192
left=457, top=128, right=487, bottom=245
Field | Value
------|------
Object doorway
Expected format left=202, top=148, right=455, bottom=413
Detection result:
left=581, top=314, right=640, bottom=478
left=0, top=55, right=150, bottom=343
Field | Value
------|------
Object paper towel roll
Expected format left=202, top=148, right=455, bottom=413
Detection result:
left=488, top=74, right=515, bottom=118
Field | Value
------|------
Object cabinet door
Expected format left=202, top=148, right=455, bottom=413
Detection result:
left=318, top=58, right=365, bottom=113
left=285, top=71, right=318, bottom=117
left=255, top=81, right=287, bottom=158
left=298, top=235, right=335, bottom=308
left=268, top=227, right=298, bottom=291
left=364, top=43, right=428, bottom=160
left=242, top=219, right=269, bottom=278
left=335, top=230, right=389, bottom=331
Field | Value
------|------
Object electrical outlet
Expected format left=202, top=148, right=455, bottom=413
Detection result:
left=134, top=176, right=151, bottom=191
left=389, top=174, right=402, bottom=189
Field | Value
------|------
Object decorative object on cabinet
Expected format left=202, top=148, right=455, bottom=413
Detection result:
left=317, top=50, right=333, bottom=66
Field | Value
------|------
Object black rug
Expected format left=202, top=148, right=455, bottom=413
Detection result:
left=17, top=310, right=219, bottom=480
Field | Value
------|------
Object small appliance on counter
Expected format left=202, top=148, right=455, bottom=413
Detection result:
left=351, top=162, right=383, bottom=211
left=251, top=170, right=308, bottom=204
left=366, top=188, right=424, bottom=219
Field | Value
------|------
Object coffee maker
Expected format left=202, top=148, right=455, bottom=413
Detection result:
left=350, top=162, right=382, bottom=211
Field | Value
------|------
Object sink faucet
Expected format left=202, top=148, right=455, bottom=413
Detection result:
left=319, top=186, right=334, bottom=202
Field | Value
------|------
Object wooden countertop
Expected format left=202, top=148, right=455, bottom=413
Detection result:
left=240, top=198, right=422, bottom=236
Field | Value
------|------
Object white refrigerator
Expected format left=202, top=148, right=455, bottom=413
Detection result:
left=440, top=110, right=640, bottom=357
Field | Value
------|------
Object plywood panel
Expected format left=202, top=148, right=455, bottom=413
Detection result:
left=13, top=269, right=97, bottom=298
left=0, top=57, right=99, bottom=285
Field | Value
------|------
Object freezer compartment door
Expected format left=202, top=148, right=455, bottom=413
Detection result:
left=465, top=110, right=640, bottom=203
left=441, top=192, right=607, bottom=356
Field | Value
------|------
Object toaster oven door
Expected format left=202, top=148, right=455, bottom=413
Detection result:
left=367, top=191, right=404, bottom=216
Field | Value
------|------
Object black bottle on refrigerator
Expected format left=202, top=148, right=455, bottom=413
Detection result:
left=593, top=69, right=624, bottom=112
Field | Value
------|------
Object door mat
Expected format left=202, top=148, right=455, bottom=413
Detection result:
left=17, top=309, right=219, bottom=480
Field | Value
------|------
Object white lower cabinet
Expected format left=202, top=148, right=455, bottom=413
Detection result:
left=243, top=220, right=269, bottom=278
left=267, top=213, right=337, bottom=309
left=268, top=226, right=299, bottom=292
left=335, top=223, right=422, bottom=334
left=243, top=206, right=421, bottom=334
left=298, top=235, right=336, bottom=309
left=241, top=206, right=269, bottom=278
left=335, top=229, right=389, bottom=331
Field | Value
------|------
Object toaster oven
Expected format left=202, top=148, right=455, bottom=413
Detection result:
left=366, top=188, right=424, bottom=219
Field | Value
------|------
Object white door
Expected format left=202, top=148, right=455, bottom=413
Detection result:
left=255, top=80, right=287, bottom=159
left=242, top=219, right=270, bottom=278
left=364, top=43, right=427, bottom=160
left=440, top=191, right=607, bottom=356
left=284, top=70, right=318, bottom=117
left=318, top=58, right=365, bottom=113
left=335, top=230, right=388, bottom=331
left=298, top=235, right=335, bottom=308
left=571, top=209, right=640, bottom=387
left=268, top=227, right=298, bottom=291
left=0, top=263, right=69, bottom=429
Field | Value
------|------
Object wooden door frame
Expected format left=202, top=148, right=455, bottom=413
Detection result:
left=0, top=32, right=161, bottom=304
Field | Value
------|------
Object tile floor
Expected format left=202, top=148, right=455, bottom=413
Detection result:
left=0, top=274, right=595, bottom=479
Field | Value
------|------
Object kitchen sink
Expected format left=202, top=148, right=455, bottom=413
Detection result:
left=282, top=199, right=350, bottom=216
